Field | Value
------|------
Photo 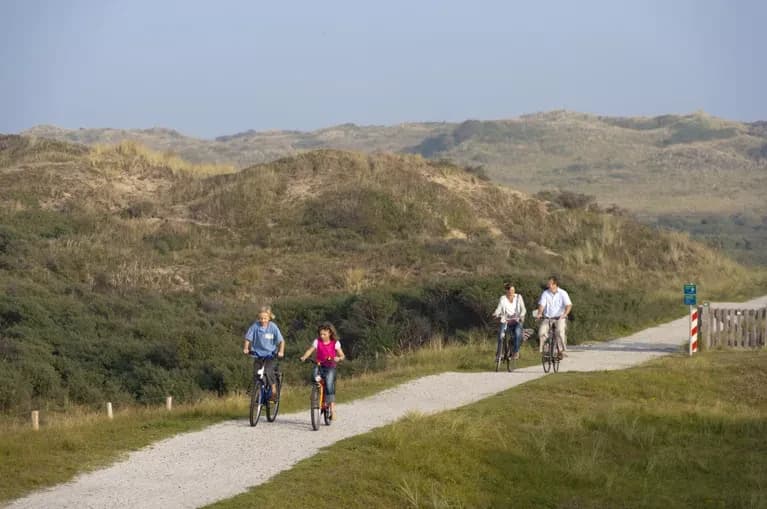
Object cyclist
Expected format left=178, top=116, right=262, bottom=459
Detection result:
left=243, top=306, right=285, bottom=401
left=536, top=276, right=572, bottom=359
left=299, top=322, right=345, bottom=419
left=492, top=282, right=527, bottom=360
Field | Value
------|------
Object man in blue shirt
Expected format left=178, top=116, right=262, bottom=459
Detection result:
left=243, top=306, right=285, bottom=400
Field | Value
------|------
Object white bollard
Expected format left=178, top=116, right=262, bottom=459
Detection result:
left=165, top=396, right=172, bottom=411
left=31, top=410, right=39, bottom=430
left=106, top=402, right=113, bottom=420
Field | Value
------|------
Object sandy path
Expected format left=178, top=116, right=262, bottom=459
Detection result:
left=6, top=295, right=767, bottom=509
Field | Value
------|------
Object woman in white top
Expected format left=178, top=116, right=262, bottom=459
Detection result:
left=492, top=282, right=527, bottom=360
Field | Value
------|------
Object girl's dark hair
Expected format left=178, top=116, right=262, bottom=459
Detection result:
left=317, top=322, right=338, bottom=340
left=504, top=282, right=514, bottom=290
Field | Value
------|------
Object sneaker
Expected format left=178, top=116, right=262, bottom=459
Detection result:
left=513, top=352, right=520, bottom=360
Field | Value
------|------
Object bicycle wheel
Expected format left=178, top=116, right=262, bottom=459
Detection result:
left=553, top=353, right=560, bottom=373
left=310, top=383, right=320, bottom=431
left=266, top=373, right=282, bottom=422
left=323, top=403, right=331, bottom=426
left=250, top=381, right=264, bottom=427
left=541, top=341, right=552, bottom=373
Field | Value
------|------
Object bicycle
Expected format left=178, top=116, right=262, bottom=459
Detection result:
left=540, top=317, right=563, bottom=374
left=248, top=354, right=282, bottom=427
left=495, top=321, right=520, bottom=372
left=305, top=357, right=333, bottom=430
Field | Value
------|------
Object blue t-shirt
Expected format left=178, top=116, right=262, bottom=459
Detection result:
left=244, top=321, right=284, bottom=357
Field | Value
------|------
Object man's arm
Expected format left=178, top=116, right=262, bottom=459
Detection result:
left=242, top=340, right=251, bottom=355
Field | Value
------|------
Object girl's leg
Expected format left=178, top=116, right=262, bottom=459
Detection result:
left=324, top=367, right=337, bottom=416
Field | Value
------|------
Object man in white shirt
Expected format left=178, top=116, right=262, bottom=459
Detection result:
left=536, top=276, right=572, bottom=357
left=492, top=282, right=527, bottom=361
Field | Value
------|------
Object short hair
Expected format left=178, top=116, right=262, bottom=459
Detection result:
left=504, top=282, right=514, bottom=290
left=548, top=276, right=559, bottom=285
left=258, top=306, right=275, bottom=320
left=317, top=322, right=339, bottom=340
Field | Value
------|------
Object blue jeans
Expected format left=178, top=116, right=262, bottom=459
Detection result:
left=312, top=365, right=337, bottom=403
left=497, top=321, right=522, bottom=359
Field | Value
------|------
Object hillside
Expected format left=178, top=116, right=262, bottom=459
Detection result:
left=23, top=111, right=767, bottom=264
left=1, top=137, right=763, bottom=413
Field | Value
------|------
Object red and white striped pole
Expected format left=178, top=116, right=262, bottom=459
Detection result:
left=689, top=306, right=699, bottom=356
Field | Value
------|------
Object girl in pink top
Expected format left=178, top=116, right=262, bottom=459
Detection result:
left=300, top=322, right=346, bottom=419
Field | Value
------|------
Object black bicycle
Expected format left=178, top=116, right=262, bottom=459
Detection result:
left=495, top=322, right=520, bottom=372
left=540, top=317, right=563, bottom=374
left=248, top=355, right=282, bottom=427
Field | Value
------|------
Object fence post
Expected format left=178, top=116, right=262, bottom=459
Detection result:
left=762, top=308, right=767, bottom=348
left=761, top=308, right=767, bottom=348
left=689, top=306, right=699, bottom=355
left=106, top=402, right=113, bottom=420
left=31, top=410, right=39, bottom=431
left=165, top=396, right=173, bottom=411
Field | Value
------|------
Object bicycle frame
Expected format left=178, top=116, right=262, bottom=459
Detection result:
left=310, top=360, right=333, bottom=430
left=541, top=317, right=562, bottom=373
left=249, top=356, right=280, bottom=427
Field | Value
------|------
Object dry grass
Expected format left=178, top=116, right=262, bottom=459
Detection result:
left=88, top=141, right=236, bottom=177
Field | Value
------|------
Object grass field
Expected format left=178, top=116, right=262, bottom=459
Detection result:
left=207, top=351, right=767, bottom=509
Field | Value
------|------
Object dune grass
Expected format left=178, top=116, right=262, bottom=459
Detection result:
left=207, top=351, right=767, bottom=509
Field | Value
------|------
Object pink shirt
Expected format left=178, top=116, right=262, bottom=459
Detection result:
left=313, top=338, right=342, bottom=367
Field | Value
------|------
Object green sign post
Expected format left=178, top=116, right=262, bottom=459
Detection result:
left=684, top=283, right=696, bottom=306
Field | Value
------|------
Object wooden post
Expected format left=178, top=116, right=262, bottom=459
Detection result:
left=165, top=396, right=172, bottom=411
left=106, top=402, right=113, bottom=420
left=698, top=305, right=705, bottom=351
left=712, top=308, right=719, bottom=348
left=31, top=410, right=39, bottom=430
left=761, top=308, right=767, bottom=348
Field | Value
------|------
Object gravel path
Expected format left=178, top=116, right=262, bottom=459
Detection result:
left=6, top=296, right=767, bottom=509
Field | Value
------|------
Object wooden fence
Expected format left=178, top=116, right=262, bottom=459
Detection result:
left=702, top=306, right=767, bottom=349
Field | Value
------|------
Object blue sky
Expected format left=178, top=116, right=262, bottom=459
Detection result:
left=1, top=0, right=764, bottom=138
